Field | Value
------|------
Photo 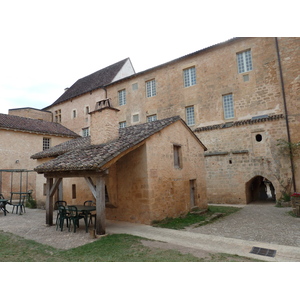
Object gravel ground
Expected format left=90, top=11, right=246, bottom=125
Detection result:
left=187, top=203, right=300, bottom=247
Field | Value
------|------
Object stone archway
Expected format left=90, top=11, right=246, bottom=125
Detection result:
left=245, top=176, right=276, bottom=204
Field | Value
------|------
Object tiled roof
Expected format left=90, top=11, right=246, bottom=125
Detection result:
left=31, top=136, right=90, bottom=159
left=34, top=116, right=204, bottom=173
left=0, top=113, right=79, bottom=137
left=44, top=58, right=130, bottom=108
left=194, top=114, right=284, bottom=132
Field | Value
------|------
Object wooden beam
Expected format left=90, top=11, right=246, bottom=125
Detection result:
left=45, top=178, right=54, bottom=226
left=84, top=177, right=96, bottom=199
left=50, top=178, right=62, bottom=197
left=43, top=171, right=105, bottom=178
left=95, top=176, right=106, bottom=235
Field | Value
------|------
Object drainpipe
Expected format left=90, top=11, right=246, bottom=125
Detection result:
left=102, top=87, right=108, bottom=99
left=275, top=37, right=296, bottom=191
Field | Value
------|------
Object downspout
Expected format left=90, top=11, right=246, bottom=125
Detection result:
left=102, top=87, right=108, bottom=99
left=275, top=37, right=296, bottom=191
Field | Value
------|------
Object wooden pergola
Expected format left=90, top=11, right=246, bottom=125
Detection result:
left=44, top=170, right=107, bottom=235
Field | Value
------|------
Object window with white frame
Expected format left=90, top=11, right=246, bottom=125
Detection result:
left=82, top=127, right=90, bottom=137
left=147, top=114, right=157, bottom=122
left=237, top=50, right=253, bottom=73
left=85, top=106, right=90, bottom=115
left=185, top=106, right=195, bottom=126
left=146, top=79, right=156, bottom=97
left=223, top=94, right=235, bottom=119
left=43, top=137, right=51, bottom=150
left=119, top=121, right=126, bottom=128
left=118, top=89, right=126, bottom=106
left=183, top=67, right=196, bottom=87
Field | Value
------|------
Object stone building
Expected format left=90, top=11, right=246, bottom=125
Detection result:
left=102, top=37, right=300, bottom=204
left=13, top=37, right=300, bottom=205
left=32, top=104, right=207, bottom=232
left=0, top=113, right=79, bottom=206
left=43, top=58, right=135, bottom=136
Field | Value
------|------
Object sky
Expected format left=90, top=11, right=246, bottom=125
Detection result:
left=0, top=0, right=297, bottom=114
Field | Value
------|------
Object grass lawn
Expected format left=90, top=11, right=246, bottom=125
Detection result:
left=0, top=231, right=260, bottom=262
left=152, top=205, right=241, bottom=229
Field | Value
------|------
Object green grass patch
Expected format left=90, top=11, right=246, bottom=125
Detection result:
left=0, top=230, right=260, bottom=262
left=152, top=205, right=241, bottom=230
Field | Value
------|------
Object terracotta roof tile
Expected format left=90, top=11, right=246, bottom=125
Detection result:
left=34, top=116, right=183, bottom=173
left=0, top=113, right=79, bottom=137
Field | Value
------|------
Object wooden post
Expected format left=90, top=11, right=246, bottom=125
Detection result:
left=45, top=178, right=53, bottom=226
left=95, top=176, right=106, bottom=235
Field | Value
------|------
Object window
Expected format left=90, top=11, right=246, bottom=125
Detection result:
left=237, top=50, right=253, bottom=73
left=132, top=114, right=139, bottom=122
left=223, top=94, right=234, bottom=119
left=119, top=121, right=126, bottom=128
left=72, top=184, right=76, bottom=199
left=147, top=115, right=157, bottom=122
left=183, top=67, right=196, bottom=87
left=82, top=127, right=89, bottom=137
left=118, top=89, right=126, bottom=106
left=185, top=106, right=195, bottom=126
left=43, top=138, right=51, bottom=150
left=173, top=145, right=182, bottom=169
left=85, top=106, right=90, bottom=115
left=146, top=79, right=156, bottom=97
left=55, top=109, right=61, bottom=123
left=132, top=83, right=138, bottom=91
left=72, top=109, right=77, bottom=119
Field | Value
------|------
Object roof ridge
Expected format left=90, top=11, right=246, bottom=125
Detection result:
left=44, top=58, right=132, bottom=109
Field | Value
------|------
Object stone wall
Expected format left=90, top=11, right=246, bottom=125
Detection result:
left=46, top=88, right=106, bottom=136
left=105, top=120, right=207, bottom=224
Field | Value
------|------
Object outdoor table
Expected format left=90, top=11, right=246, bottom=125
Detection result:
left=67, top=205, right=96, bottom=233
left=0, top=199, right=9, bottom=216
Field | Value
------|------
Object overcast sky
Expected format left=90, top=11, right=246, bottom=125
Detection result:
left=0, top=0, right=296, bottom=114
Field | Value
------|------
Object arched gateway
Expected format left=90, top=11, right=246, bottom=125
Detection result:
left=245, top=176, right=276, bottom=204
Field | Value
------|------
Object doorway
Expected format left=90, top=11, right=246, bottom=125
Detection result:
left=246, top=176, right=276, bottom=204
left=190, top=179, right=196, bottom=208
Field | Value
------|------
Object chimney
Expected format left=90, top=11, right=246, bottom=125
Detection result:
left=89, top=99, right=120, bottom=145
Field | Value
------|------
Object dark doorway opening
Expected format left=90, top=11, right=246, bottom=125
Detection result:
left=246, top=176, right=276, bottom=204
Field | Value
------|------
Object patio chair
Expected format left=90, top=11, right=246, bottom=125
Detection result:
left=68, top=206, right=85, bottom=233
left=54, top=201, right=68, bottom=226
left=56, top=205, right=69, bottom=231
left=11, top=195, right=26, bottom=214
left=84, top=200, right=96, bottom=227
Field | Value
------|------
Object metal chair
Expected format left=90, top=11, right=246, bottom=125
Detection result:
left=68, top=206, right=86, bottom=233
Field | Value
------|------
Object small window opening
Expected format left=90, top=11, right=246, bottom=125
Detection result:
left=229, top=159, right=232, bottom=164
left=72, top=184, right=76, bottom=199
left=173, top=145, right=182, bottom=169
left=256, top=134, right=262, bottom=142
